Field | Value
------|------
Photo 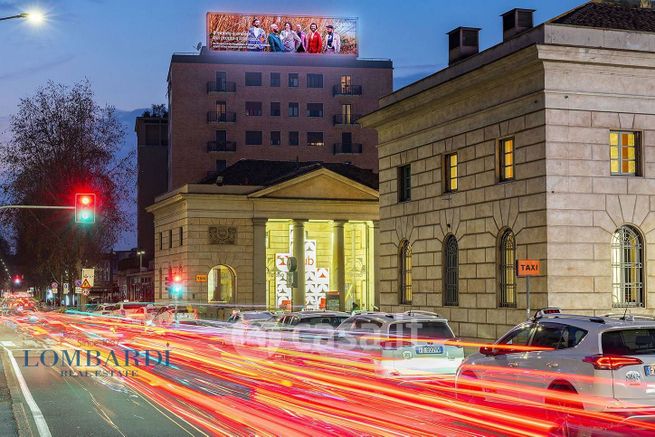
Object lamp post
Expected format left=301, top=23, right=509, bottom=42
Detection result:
left=0, top=10, right=45, bottom=24
left=137, top=250, right=145, bottom=271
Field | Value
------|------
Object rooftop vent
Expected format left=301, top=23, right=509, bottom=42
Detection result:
left=447, top=27, right=480, bottom=65
left=501, top=8, right=535, bottom=41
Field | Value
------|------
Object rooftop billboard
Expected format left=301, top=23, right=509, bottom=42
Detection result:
left=206, top=13, right=358, bottom=56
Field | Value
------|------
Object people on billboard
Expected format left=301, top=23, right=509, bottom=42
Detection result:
left=323, top=24, right=341, bottom=53
left=295, top=23, right=308, bottom=52
left=246, top=18, right=267, bottom=51
left=280, top=22, right=302, bottom=52
left=267, top=23, right=284, bottom=52
left=307, top=23, right=322, bottom=53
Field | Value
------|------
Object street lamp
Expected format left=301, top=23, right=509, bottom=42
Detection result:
left=0, top=10, right=45, bottom=24
left=137, top=250, right=145, bottom=271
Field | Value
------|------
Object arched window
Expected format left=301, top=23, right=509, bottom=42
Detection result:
left=399, top=240, right=412, bottom=304
left=444, top=235, right=459, bottom=306
left=498, top=230, right=516, bottom=308
left=208, top=265, right=236, bottom=303
left=612, top=226, right=644, bottom=307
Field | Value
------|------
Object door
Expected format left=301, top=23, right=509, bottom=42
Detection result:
left=340, top=75, right=351, bottom=93
left=341, top=104, right=351, bottom=124
left=216, top=130, right=226, bottom=146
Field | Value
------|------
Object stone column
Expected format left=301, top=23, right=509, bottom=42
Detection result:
left=371, top=221, right=380, bottom=311
left=332, top=220, right=347, bottom=311
left=252, top=218, right=268, bottom=309
left=292, top=219, right=307, bottom=310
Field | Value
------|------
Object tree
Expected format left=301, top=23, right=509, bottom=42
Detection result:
left=0, top=80, right=132, bottom=291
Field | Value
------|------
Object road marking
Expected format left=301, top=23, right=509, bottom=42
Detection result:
left=0, top=341, right=16, bottom=346
left=1, top=346, right=52, bottom=437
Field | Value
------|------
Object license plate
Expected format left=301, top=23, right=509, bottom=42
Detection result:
left=416, top=346, right=443, bottom=354
left=644, top=365, right=655, bottom=376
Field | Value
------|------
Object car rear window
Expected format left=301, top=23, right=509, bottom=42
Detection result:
left=389, top=321, right=455, bottom=339
left=243, top=313, right=273, bottom=321
left=602, top=329, right=655, bottom=355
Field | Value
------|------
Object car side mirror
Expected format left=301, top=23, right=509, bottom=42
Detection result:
left=479, top=346, right=495, bottom=356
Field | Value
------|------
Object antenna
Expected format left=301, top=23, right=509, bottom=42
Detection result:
left=623, top=306, right=629, bottom=320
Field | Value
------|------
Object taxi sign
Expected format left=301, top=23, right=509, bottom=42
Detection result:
left=195, top=274, right=208, bottom=282
left=516, top=259, right=541, bottom=277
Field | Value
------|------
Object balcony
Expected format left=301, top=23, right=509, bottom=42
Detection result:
left=333, top=85, right=362, bottom=96
left=206, top=81, right=236, bottom=93
left=207, top=141, right=237, bottom=152
left=333, top=114, right=361, bottom=126
left=207, top=111, right=237, bottom=123
left=333, top=143, right=363, bottom=154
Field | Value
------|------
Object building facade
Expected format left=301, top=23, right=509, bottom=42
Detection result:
left=148, top=160, right=379, bottom=316
left=361, top=2, right=655, bottom=339
left=167, top=50, right=392, bottom=190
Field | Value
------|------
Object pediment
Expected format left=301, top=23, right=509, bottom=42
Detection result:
left=249, top=168, right=378, bottom=201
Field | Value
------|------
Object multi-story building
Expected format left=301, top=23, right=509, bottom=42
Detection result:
left=361, top=1, right=655, bottom=339
left=166, top=50, right=392, bottom=190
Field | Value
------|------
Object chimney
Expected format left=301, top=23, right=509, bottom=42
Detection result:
left=447, top=27, right=480, bottom=65
left=501, top=8, right=535, bottom=41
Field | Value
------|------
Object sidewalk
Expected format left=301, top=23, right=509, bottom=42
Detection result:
left=0, top=347, right=19, bottom=437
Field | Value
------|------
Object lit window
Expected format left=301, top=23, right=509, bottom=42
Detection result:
left=499, top=138, right=514, bottom=181
left=445, top=153, right=458, bottom=192
left=612, top=226, right=644, bottom=307
left=307, top=132, right=324, bottom=146
left=208, top=265, right=236, bottom=303
left=610, top=131, right=639, bottom=176
left=498, top=230, right=516, bottom=308
left=444, top=235, right=458, bottom=306
left=399, top=240, right=412, bottom=304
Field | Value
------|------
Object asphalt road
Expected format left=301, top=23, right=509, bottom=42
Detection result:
left=0, top=325, right=205, bottom=437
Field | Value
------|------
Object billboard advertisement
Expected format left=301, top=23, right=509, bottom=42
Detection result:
left=207, top=13, right=358, bottom=56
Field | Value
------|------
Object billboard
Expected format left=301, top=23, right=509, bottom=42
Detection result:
left=207, top=13, right=358, bottom=56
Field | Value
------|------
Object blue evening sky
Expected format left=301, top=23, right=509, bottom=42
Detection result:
left=1, top=0, right=583, bottom=116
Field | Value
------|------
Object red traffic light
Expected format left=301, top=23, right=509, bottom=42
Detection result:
left=173, top=274, right=182, bottom=282
left=75, top=193, right=96, bottom=224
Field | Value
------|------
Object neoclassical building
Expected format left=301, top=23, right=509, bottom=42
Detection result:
left=361, top=2, right=655, bottom=339
left=148, top=160, right=379, bottom=315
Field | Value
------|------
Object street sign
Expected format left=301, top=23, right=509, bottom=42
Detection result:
left=516, top=259, right=541, bottom=277
left=75, top=287, right=82, bottom=294
left=195, top=274, right=208, bottom=282
left=81, top=268, right=95, bottom=288
left=51, top=282, right=58, bottom=289
left=63, top=283, right=70, bottom=295
left=82, top=289, right=90, bottom=296
left=74, top=279, right=82, bottom=287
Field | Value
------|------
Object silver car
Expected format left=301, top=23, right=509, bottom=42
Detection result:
left=456, top=308, right=655, bottom=429
left=335, top=311, right=464, bottom=378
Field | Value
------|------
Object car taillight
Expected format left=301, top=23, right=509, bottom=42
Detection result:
left=583, top=354, right=643, bottom=370
left=380, top=339, right=413, bottom=350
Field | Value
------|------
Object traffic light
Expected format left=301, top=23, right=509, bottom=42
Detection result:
left=12, top=275, right=22, bottom=286
left=167, top=274, right=184, bottom=299
left=75, top=193, right=96, bottom=224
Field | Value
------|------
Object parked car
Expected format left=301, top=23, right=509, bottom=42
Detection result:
left=226, top=310, right=277, bottom=327
left=335, top=311, right=463, bottom=377
left=456, top=308, right=655, bottom=432
left=276, top=311, right=351, bottom=341
left=153, top=305, right=199, bottom=325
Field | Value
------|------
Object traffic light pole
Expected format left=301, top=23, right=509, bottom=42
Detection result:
left=0, top=205, right=75, bottom=210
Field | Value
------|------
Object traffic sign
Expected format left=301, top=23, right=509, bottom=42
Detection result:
left=81, top=268, right=95, bottom=288
left=516, top=259, right=541, bottom=277
left=63, top=283, right=70, bottom=295
left=75, top=287, right=82, bottom=294
left=195, top=274, right=208, bottom=282
left=51, top=282, right=58, bottom=289
left=80, top=278, right=92, bottom=289
left=82, top=289, right=90, bottom=296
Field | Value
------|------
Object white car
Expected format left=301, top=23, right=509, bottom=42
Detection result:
left=335, top=311, right=464, bottom=378
left=456, top=308, right=655, bottom=432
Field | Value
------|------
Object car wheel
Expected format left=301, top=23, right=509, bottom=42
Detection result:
left=545, top=382, right=584, bottom=437
left=456, top=371, right=484, bottom=404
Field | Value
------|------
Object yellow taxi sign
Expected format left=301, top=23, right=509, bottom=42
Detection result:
left=516, top=259, right=541, bottom=277
left=195, top=274, right=208, bottom=282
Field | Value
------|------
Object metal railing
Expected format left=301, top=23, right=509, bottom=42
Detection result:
left=333, top=85, right=362, bottom=96
left=207, top=111, right=237, bottom=123
left=207, top=141, right=237, bottom=152
left=333, top=114, right=361, bottom=125
left=206, top=81, right=236, bottom=93
left=333, top=143, right=363, bottom=154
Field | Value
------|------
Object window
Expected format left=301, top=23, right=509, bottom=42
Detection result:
left=499, top=137, right=514, bottom=181
left=307, top=103, right=323, bottom=117
left=307, top=132, right=324, bottom=146
left=245, top=72, right=262, bottom=86
left=270, top=131, right=281, bottom=146
left=398, top=165, right=411, bottom=202
left=493, top=325, right=534, bottom=354
left=499, top=229, right=516, bottom=308
left=270, top=102, right=280, bottom=116
left=159, top=232, right=162, bottom=250
left=603, top=329, right=655, bottom=355
left=168, top=229, right=172, bottom=249
left=208, top=264, right=236, bottom=303
left=245, top=131, right=262, bottom=146
left=307, top=73, right=323, bottom=88
left=399, top=240, right=412, bottom=304
left=270, top=72, right=280, bottom=87
left=531, top=323, right=588, bottom=350
left=245, top=102, right=262, bottom=116
left=342, top=104, right=352, bottom=124
left=216, top=159, right=226, bottom=172
left=610, top=131, right=640, bottom=176
left=289, top=131, right=299, bottom=146
left=445, top=153, right=458, bottom=192
left=390, top=322, right=455, bottom=339
left=612, top=226, right=644, bottom=307
left=340, top=75, right=351, bottom=93
left=288, top=102, right=299, bottom=117
left=288, top=73, right=299, bottom=87
left=444, top=235, right=458, bottom=306
left=179, top=227, right=183, bottom=246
